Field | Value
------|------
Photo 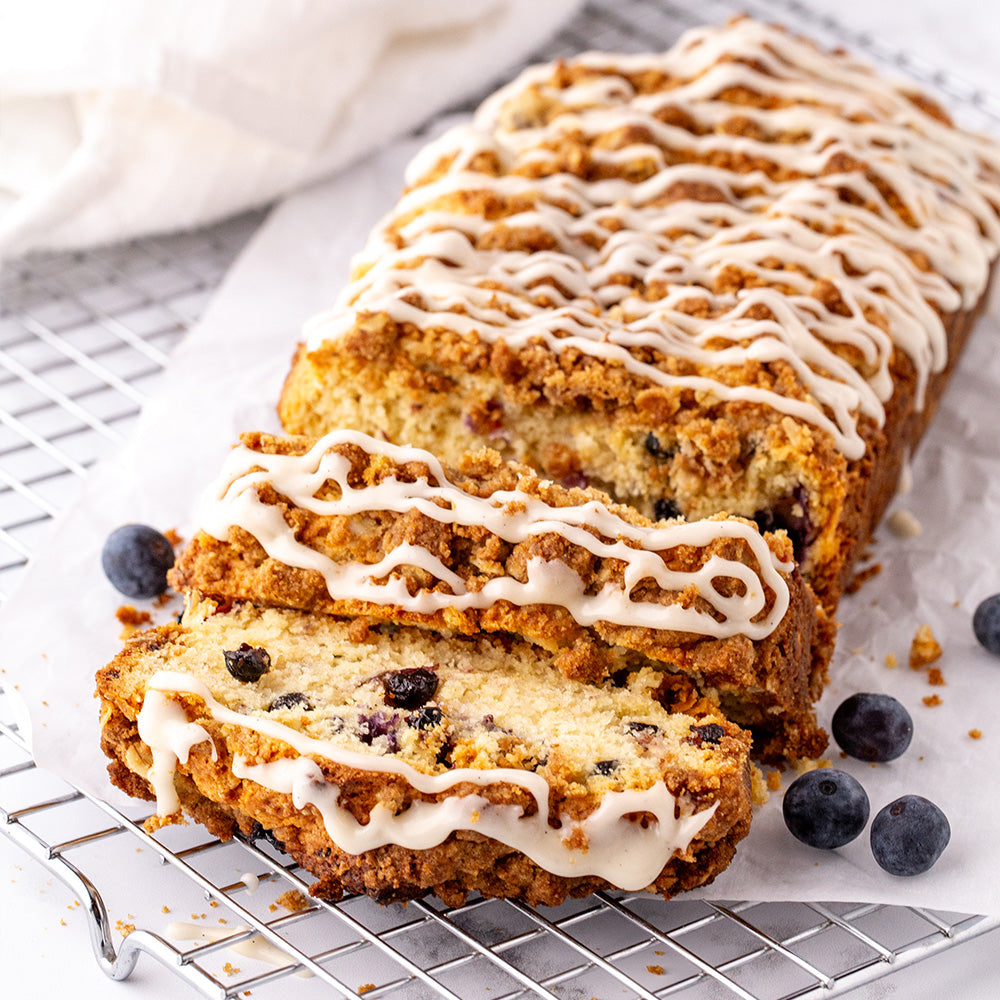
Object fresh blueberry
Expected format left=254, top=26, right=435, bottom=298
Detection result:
left=832, top=693, right=913, bottom=763
left=870, top=795, right=950, bottom=876
left=267, top=691, right=313, bottom=712
left=382, top=667, right=439, bottom=709
left=101, top=524, right=174, bottom=599
left=782, top=769, right=870, bottom=849
left=223, top=643, right=271, bottom=683
left=973, top=594, right=1000, bottom=656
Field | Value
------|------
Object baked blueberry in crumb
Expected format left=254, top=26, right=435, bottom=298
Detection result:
left=644, top=432, right=675, bottom=459
left=408, top=706, right=443, bottom=729
left=687, top=723, right=726, bottom=746
left=382, top=667, right=439, bottom=709
left=832, top=693, right=912, bottom=762
left=753, top=484, right=816, bottom=562
left=358, top=711, right=399, bottom=751
left=223, top=643, right=271, bottom=683
left=101, top=524, right=174, bottom=599
left=653, top=497, right=682, bottom=521
left=973, top=594, right=1000, bottom=656
left=627, top=721, right=659, bottom=736
left=782, top=769, right=869, bottom=849
left=248, top=822, right=286, bottom=853
left=268, top=692, right=313, bottom=712
left=870, top=795, right=950, bottom=876
left=593, top=759, right=619, bottom=775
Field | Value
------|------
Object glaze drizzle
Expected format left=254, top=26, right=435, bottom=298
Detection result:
left=304, top=18, right=1000, bottom=460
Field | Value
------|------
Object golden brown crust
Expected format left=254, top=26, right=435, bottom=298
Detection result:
left=96, top=605, right=754, bottom=908
left=277, top=25, right=1000, bottom=616
left=171, top=433, right=828, bottom=760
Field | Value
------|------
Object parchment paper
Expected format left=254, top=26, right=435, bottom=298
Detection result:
left=3, top=128, right=999, bottom=915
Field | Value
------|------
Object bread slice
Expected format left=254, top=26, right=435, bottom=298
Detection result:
left=278, top=17, right=1000, bottom=612
left=170, top=430, right=832, bottom=760
left=97, top=595, right=753, bottom=907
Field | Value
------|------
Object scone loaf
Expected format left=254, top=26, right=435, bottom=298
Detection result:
left=170, top=430, right=831, bottom=760
left=279, top=17, right=1000, bottom=611
left=97, top=596, right=753, bottom=907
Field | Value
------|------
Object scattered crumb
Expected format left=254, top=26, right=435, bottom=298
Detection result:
left=268, top=903, right=277, bottom=913
left=654, top=951, right=664, bottom=956
left=792, top=757, right=831, bottom=775
left=358, top=985, right=376, bottom=996
left=275, top=889, right=309, bottom=913
left=839, top=751, right=847, bottom=759
left=60, top=919, right=67, bottom=926
left=209, top=900, right=219, bottom=908
left=161, top=906, right=170, bottom=914
left=845, top=562, right=882, bottom=594
left=223, top=962, right=240, bottom=976
left=750, top=765, right=769, bottom=806
left=910, top=624, right=942, bottom=669
left=164, top=527, right=183, bottom=547
left=969, top=729, right=983, bottom=740
left=888, top=508, right=922, bottom=537
left=922, top=694, right=943, bottom=707
left=115, top=919, right=135, bottom=937
left=766, top=771, right=782, bottom=792
left=927, top=667, right=946, bottom=687
left=219, top=917, right=227, bottom=924
left=116, top=605, right=152, bottom=638
left=885, top=652, right=898, bottom=669
left=647, top=965, right=665, bottom=975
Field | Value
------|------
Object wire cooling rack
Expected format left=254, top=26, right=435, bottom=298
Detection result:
left=3, top=1, right=1000, bottom=997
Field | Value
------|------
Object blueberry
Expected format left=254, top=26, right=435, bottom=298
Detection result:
left=644, top=432, right=675, bottom=459
left=382, top=668, right=439, bottom=709
left=973, top=594, right=1000, bottom=656
left=408, top=706, right=443, bottom=730
left=268, top=691, right=313, bottom=712
left=870, top=795, right=950, bottom=876
left=593, top=759, right=619, bottom=775
left=223, top=643, right=271, bottom=683
left=688, top=723, right=726, bottom=746
left=832, top=693, right=913, bottom=763
left=627, top=721, right=659, bottom=736
left=358, top=711, right=399, bottom=751
left=101, top=524, right=174, bottom=599
left=653, top=498, right=681, bottom=521
left=782, top=769, right=870, bottom=849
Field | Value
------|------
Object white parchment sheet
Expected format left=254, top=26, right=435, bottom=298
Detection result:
left=3, top=130, right=1000, bottom=915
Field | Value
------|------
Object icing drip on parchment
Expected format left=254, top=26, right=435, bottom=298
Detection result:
left=304, top=19, right=1000, bottom=460
left=137, top=671, right=719, bottom=891
left=199, top=429, right=791, bottom=641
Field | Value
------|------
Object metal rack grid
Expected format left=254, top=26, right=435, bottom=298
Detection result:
left=2, top=1, right=999, bottom=997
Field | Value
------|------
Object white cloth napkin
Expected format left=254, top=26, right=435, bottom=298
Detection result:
left=0, top=0, right=580, bottom=259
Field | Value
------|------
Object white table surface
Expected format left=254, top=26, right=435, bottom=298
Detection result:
left=4, top=1, right=1000, bottom=997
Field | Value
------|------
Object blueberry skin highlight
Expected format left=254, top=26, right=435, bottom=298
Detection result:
left=973, top=594, right=1000, bottom=657
left=782, top=768, right=870, bottom=850
left=870, top=795, right=950, bottom=876
left=832, top=693, right=913, bottom=763
left=101, top=524, right=174, bottom=599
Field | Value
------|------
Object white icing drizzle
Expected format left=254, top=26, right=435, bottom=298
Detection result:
left=304, top=19, right=1000, bottom=460
left=137, top=691, right=216, bottom=816
left=137, top=671, right=719, bottom=891
left=165, top=922, right=311, bottom=976
left=200, top=429, right=791, bottom=641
